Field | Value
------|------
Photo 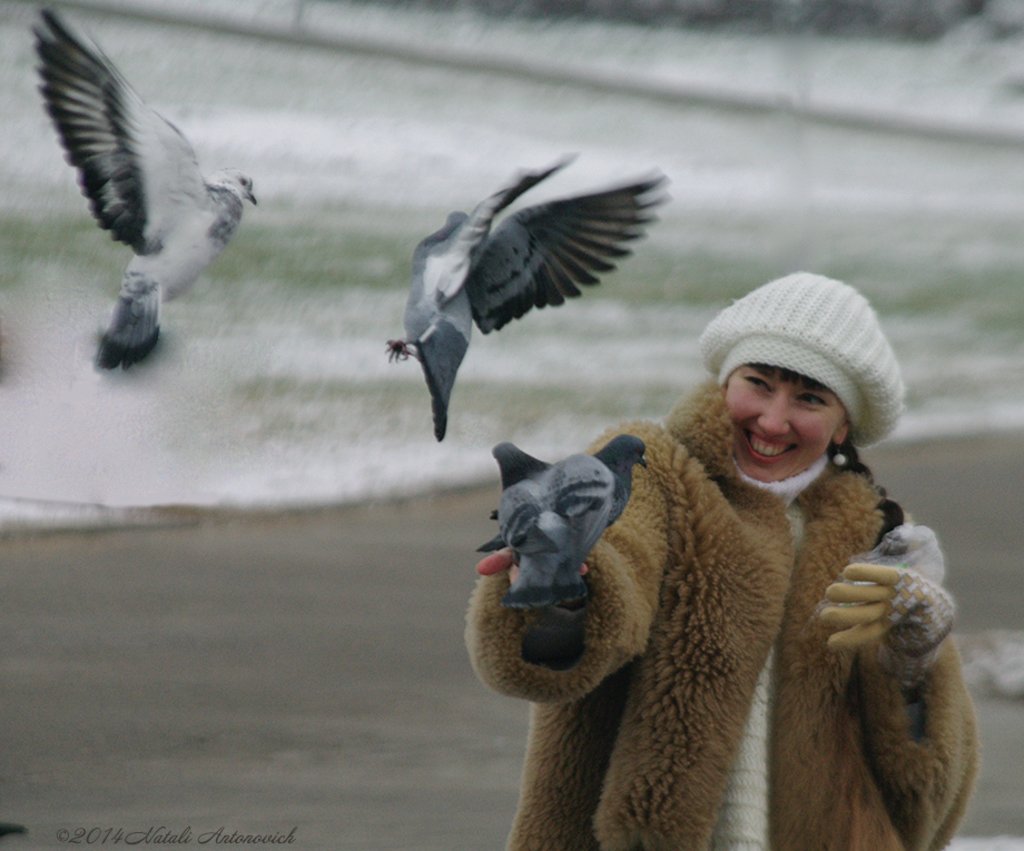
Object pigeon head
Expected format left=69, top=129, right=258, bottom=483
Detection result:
left=210, top=168, right=257, bottom=205
left=594, top=434, right=647, bottom=477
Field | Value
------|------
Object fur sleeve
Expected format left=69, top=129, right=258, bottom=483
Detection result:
left=854, top=640, right=980, bottom=851
left=464, top=420, right=678, bottom=704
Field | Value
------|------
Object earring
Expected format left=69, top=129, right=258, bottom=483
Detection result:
left=832, top=451, right=848, bottom=467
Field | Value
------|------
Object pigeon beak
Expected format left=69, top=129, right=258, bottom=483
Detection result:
left=247, top=189, right=257, bottom=205
left=639, top=455, right=648, bottom=468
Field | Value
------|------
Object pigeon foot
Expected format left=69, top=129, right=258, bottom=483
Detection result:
left=386, top=339, right=414, bottom=362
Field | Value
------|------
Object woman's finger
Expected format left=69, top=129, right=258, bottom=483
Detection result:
left=825, top=582, right=896, bottom=604
left=826, top=619, right=889, bottom=650
left=819, top=600, right=889, bottom=628
left=476, top=548, right=515, bottom=576
left=843, top=563, right=901, bottom=586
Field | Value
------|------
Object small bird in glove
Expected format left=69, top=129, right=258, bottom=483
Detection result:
left=819, top=523, right=955, bottom=692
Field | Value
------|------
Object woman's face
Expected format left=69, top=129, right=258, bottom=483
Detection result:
left=724, top=365, right=850, bottom=483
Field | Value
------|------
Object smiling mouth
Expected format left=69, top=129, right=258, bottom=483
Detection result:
left=747, top=432, right=791, bottom=458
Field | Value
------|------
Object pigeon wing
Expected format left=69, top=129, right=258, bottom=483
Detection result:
left=499, top=488, right=558, bottom=552
left=435, top=156, right=575, bottom=302
left=34, top=10, right=209, bottom=255
left=498, top=456, right=610, bottom=610
left=477, top=443, right=552, bottom=552
left=551, top=457, right=616, bottom=555
left=95, top=271, right=160, bottom=369
left=416, top=316, right=470, bottom=441
left=607, top=477, right=632, bottom=528
left=593, top=433, right=647, bottom=525
left=501, top=506, right=586, bottom=609
left=466, top=173, right=668, bottom=334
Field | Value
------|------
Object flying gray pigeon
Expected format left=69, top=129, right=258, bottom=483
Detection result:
left=34, top=9, right=256, bottom=370
left=387, top=157, right=667, bottom=440
left=479, top=434, right=647, bottom=609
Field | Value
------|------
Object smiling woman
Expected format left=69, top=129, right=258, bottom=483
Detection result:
left=467, top=272, right=979, bottom=851
left=723, top=364, right=850, bottom=482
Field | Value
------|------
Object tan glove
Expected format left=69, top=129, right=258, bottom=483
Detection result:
left=820, top=562, right=902, bottom=649
left=820, top=525, right=955, bottom=688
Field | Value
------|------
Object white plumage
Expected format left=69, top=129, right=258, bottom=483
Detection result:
left=34, top=9, right=256, bottom=369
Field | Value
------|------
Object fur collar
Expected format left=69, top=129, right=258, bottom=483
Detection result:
left=664, top=381, right=737, bottom=481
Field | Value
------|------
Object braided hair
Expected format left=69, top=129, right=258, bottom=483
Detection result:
left=828, top=436, right=905, bottom=543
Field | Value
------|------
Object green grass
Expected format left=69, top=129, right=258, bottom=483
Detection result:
left=207, top=207, right=420, bottom=292
left=0, top=214, right=122, bottom=293
left=6, top=200, right=1024, bottom=333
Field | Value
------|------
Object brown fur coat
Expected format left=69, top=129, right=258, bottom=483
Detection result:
left=466, top=382, right=978, bottom=851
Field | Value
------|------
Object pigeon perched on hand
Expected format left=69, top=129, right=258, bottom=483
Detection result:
left=479, top=434, right=647, bottom=609
left=387, top=157, right=667, bottom=440
left=34, top=8, right=256, bottom=370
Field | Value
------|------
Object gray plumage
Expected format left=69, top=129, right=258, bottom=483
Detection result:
left=387, top=157, right=668, bottom=440
left=479, top=434, right=647, bottom=609
left=34, top=8, right=256, bottom=370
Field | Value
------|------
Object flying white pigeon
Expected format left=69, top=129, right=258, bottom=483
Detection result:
left=386, top=157, right=668, bottom=440
left=34, top=8, right=256, bottom=370
left=478, top=434, right=647, bottom=609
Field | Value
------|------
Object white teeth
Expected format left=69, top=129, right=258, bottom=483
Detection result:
left=750, top=435, right=787, bottom=457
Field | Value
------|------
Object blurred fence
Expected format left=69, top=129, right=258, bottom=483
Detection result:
left=356, top=0, right=1001, bottom=40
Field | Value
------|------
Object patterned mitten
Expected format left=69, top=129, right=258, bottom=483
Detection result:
left=819, top=524, right=955, bottom=689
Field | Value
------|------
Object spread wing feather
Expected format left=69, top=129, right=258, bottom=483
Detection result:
left=34, top=9, right=208, bottom=255
left=466, top=174, right=667, bottom=334
left=437, top=155, right=575, bottom=302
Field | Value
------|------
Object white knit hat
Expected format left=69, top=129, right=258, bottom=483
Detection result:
left=698, top=272, right=905, bottom=445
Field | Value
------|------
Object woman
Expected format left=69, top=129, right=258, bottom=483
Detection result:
left=466, top=272, right=978, bottom=851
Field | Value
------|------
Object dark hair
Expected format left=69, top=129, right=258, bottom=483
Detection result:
left=828, top=436, right=905, bottom=544
left=748, top=364, right=832, bottom=395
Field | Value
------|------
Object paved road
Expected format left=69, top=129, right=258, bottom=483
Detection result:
left=0, top=434, right=1020, bottom=849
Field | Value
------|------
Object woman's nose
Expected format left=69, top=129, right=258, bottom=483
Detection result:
left=758, top=395, right=791, bottom=434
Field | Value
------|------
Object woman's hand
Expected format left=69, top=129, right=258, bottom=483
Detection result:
left=476, top=547, right=518, bottom=582
left=819, top=563, right=901, bottom=649
left=474, top=547, right=589, bottom=590
left=819, top=560, right=955, bottom=689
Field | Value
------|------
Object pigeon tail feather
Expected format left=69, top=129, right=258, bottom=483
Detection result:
left=96, top=326, right=159, bottom=370
left=476, top=533, right=507, bottom=553
left=492, top=442, right=550, bottom=489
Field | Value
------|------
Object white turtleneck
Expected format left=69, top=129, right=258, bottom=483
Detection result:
left=735, top=452, right=829, bottom=507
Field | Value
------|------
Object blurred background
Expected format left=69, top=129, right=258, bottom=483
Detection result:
left=3, top=0, right=1024, bottom=519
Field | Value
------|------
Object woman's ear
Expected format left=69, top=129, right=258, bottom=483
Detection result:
left=833, top=420, right=850, bottom=447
